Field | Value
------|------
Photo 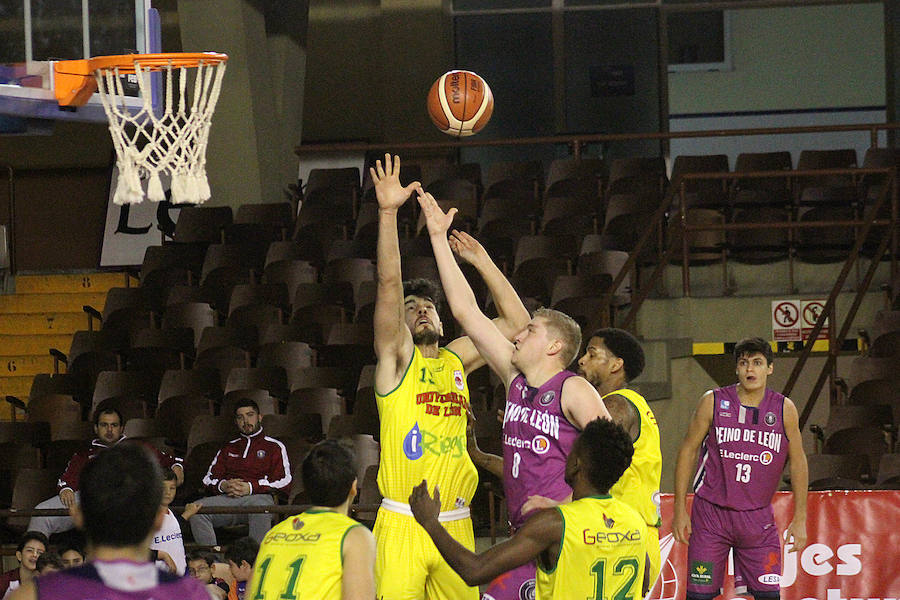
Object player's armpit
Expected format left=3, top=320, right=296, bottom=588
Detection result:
left=341, top=526, right=376, bottom=600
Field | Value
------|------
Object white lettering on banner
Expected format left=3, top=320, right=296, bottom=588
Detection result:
left=782, top=542, right=862, bottom=586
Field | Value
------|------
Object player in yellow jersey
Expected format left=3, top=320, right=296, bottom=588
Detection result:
left=576, top=328, right=663, bottom=590
left=409, top=417, right=650, bottom=600
left=247, top=440, right=375, bottom=600
left=371, top=154, right=531, bottom=600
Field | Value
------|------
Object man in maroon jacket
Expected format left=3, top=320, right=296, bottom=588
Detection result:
left=28, top=408, right=184, bottom=538
left=189, top=399, right=292, bottom=546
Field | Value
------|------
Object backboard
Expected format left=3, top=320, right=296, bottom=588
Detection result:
left=0, top=0, right=160, bottom=127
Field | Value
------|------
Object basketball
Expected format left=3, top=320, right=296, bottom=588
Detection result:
left=427, top=70, right=494, bottom=137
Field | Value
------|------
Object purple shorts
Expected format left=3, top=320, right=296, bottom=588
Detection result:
left=687, top=495, right=782, bottom=598
left=482, top=561, right=535, bottom=600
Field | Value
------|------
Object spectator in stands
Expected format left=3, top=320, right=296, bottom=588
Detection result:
left=57, top=540, right=84, bottom=569
left=28, top=408, right=184, bottom=539
left=10, top=444, right=209, bottom=600
left=189, top=399, right=291, bottom=547
left=186, top=552, right=233, bottom=600
left=0, top=532, right=47, bottom=598
left=224, top=537, right=258, bottom=600
left=150, top=470, right=186, bottom=574
left=34, top=553, right=63, bottom=577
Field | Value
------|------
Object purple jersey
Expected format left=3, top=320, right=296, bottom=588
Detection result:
left=694, top=385, right=789, bottom=510
left=35, top=561, right=209, bottom=600
left=503, top=370, right=580, bottom=529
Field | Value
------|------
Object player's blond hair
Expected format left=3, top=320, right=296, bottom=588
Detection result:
left=533, top=307, right=582, bottom=368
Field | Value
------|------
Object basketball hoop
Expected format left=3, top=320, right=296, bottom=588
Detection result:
left=53, top=52, right=228, bottom=205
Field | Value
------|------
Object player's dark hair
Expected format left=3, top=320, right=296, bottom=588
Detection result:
left=79, top=443, right=163, bottom=548
left=225, top=537, right=259, bottom=567
left=590, top=328, right=645, bottom=381
left=92, top=407, right=123, bottom=427
left=35, top=551, right=64, bottom=572
left=17, top=531, right=48, bottom=553
left=734, top=337, right=774, bottom=365
left=302, top=439, right=357, bottom=507
left=232, top=398, right=260, bottom=418
left=403, top=278, right=443, bottom=312
left=56, top=538, right=84, bottom=560
left=186, top=551, right=215, bottom=567
left=576, top=418, right=634, bottom=494
left=162, top=468, right=178, bottom=482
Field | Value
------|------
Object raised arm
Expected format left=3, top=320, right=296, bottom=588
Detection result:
left=341, top=525, right=376, bottom=600
left=445, top=230, right=530, bottom=373
left=372, top=154, right=422, bottom=393
left=783, top=397, right=808, bottom=553
left=672, top=391, right=714, bottom=544
left=418, top=191, right=516, bottom=383
left=409, top=480, right=561, bottom=586
left=560, top=376, right=611, bottom=430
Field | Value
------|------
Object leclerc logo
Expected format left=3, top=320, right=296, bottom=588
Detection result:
left=403, top=423, right=424, bottom=460
left=532, top=435, right=550, bottom=455
left=760, top=450, right=774, bottom=465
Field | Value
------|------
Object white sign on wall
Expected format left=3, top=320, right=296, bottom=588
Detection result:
left=100, top=169, right=183, bottom=267
left=771, top=299, right=801, bottom=342
left=801, top=298, right=829, bottom=341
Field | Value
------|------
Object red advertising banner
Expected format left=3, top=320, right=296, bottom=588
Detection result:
left=649, top=491, right=900, bottom=600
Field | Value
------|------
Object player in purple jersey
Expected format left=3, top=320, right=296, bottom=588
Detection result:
left=673, top=337, right=808, bottom=600
left=418, top=190, right=611, bottom=600
left=10, top=444, right=211, bottom=600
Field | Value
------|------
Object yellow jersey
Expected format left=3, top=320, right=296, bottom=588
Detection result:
left=249, top=510, right=361, bottom=600
left=537, top=495, right=648, bottom=600
left=376, top=346, right=478, bottom=510
left=606, top=388, right=662, bottom=527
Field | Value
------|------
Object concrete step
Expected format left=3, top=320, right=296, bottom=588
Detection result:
left=0, top=293, right=107, bottom=314
left=631, top=338, right=692, bottom=402
left=0, top=312, right=86, bottom=335
left=0, top=334, right=73, bottom=356
left=15, top=272, right=136, bottom=294
left=0, top=375, right=36, bottom=401
left=0, top=355, right=57, bottom=377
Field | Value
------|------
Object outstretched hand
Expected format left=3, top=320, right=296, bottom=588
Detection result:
left=521, top=494, right=561, bottom=516
left=416, top=188, right=457, bottom=237
left=370, top=154, right=421, bottom=212
left=409, top=479, right=441, bottom=527
left=449, top=229, right=488, bottom=267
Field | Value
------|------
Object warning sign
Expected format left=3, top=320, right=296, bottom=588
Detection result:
left=801, top=299, right=829, bottom=341
left=772, top=300, right=801, bottom=341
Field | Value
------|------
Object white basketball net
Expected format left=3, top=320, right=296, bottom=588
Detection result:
left=95, top=58, right=226, bottom=205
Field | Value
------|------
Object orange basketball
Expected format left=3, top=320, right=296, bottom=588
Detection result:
left=427, top=70, right=493, bottom=137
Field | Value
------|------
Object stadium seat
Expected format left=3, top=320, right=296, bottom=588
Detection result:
left=160, top=302, right=217, bottom=348
left=5, top=468, right=59, bottom=534
left=606, top=156, right=667, bottom=201
left=286, top=387, right=346, bottom=434
left=823, top=426, right=891, bottom=480
left=172, top=206, right=233, bottom=245
left=540, top=196, right=599, bottom=238
left=544, top=157, right=604, bottom=203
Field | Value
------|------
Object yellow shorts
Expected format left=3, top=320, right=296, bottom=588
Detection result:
left=647, top=525, right=661, bottom=591
left=374, top=504, right=479, bottom=600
